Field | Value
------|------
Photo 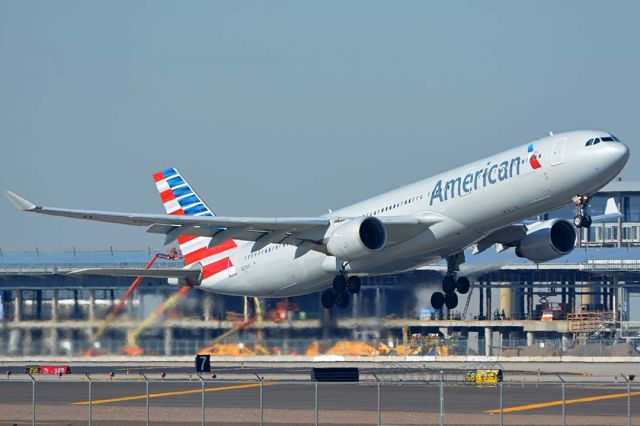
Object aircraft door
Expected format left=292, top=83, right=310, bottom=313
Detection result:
left=551, top=138, right=567, bottom=166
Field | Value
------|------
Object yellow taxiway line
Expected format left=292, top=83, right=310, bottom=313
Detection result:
left=71, top=382, right=270, bottom=406
left=485, top=390, right=640, bottom=414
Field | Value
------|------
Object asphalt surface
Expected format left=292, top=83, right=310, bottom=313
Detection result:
left=0, top=379, right=638, bottom=414
left=1, top=362, right=639, bottom=424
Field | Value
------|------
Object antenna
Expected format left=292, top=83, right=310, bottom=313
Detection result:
left=549, top=131, right=554, bottom=136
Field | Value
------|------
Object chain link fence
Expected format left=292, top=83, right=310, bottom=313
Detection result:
left=2, top=373, right=637, bottom=425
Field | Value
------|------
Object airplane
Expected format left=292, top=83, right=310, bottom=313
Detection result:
left=5, top=130, right=630, bottom=311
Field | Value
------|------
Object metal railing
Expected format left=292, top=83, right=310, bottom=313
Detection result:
left=1, top=374, right=636, bottom=426
left=2, top=336, right=637, bottom=358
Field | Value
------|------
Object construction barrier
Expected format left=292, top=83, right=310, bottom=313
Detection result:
left=312, top=367, right=359, bottom=382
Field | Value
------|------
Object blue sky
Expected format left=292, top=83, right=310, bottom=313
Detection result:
left=1, top=1, right=638, bottom=250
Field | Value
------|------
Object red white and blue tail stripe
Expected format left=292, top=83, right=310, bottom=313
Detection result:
left=153, top=168, right=237, bottom=280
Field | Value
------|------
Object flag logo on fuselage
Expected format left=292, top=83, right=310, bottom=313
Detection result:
left=528, top=143, right=542, bottom=170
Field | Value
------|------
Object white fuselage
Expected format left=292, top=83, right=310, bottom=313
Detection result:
left=198, top=130, right=629, bottom=297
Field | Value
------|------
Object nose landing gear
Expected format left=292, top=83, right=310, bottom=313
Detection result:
left=573, top=194, right=593, bottom=228
left=322, top=275, right=361, bottom=310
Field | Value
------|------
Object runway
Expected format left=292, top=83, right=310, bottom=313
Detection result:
left=1, top=361, right=639, bottom=424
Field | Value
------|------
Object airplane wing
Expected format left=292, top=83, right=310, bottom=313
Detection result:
left=589, top=197, right=623, bottom=223
left=5, top=191, right=443, bottom=250
left=472, top=197, right=623, bottom=255
left=472, top=224, right=526, bottom=255
left=377, top=212, right=445, bottom=244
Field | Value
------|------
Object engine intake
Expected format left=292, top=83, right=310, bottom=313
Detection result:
left=326, top=217, right=387, bottom=260
left=515, top=219, right=576, bottom=263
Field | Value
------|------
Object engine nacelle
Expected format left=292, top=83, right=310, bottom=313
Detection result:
left=515, top=219, right=576, bottom=263
left=326, top=217, right=387, bottom=260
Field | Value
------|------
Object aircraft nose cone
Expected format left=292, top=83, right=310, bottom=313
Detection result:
left=606, top=142, right=630, bottom=172
left=613, top=142, right=630, bottom=164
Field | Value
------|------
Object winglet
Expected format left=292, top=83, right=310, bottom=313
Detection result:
left=4, top=191, right=37, bottom=211
left=590, top=197, right=623, bottom=223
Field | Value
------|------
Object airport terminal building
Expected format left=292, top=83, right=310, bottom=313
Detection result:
left=2, top=179, right=640, bottom=357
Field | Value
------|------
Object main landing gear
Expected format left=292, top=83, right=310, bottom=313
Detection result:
left=321, top=275, right=361, bottom=310
left=573, top=194, right=592, bottom=228
left=431, top=254, right=470, bottom=311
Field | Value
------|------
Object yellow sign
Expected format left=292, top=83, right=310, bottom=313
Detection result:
left=25, top=366, right=40, bottom=375
left=465, top=369, right=503, bottom=384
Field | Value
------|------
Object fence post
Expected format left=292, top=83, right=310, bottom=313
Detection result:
left=315, top=380, right=319, bottom=426
left=628, top=381, right=632, bottom=426
left=254, top=374, right=264, bottom=426
left=439, top=370, right=444, bottom=426
left=372, top=373, right=381, bottom=426
left=141, top=373, right=150, bottom=426
left=562, top=382, right=566, bottom=426
left=556, top=373, right=566, bottom=426
left=622, top=373, right=631, bottom=426
left=499, top=381, right=503, bottom=426
left=85, top=373, right=93, bottom=426
left=197, top=373, right=205, bottom=426
left=28, top=373, right=36, bottom=426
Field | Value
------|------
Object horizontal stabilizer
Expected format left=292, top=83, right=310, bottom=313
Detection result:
left=68, top=268, right=201, bottom=281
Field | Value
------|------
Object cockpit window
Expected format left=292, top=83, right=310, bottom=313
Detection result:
left=586, top=135, right=621, bottom=146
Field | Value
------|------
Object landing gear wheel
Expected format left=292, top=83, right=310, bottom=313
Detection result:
left=321, top=289, right=336, bottom=309
left=456, top=277, right=470, bottom=294
left=431, top=292, right=445, bottom=310
left=444, top=292, right=458, bottom=310
left=584, top=215, right=592, bottom=228
left=335, top=292, right=350, bottom=309
left=346, top=276, right=361, bottom=294
left=574, top=214, right=593, bottom=229
left=573, top=194, right=593, bottom=229
left=442, top=276, right=456, bottom=293
left=332, top=275, right=347, bottom=293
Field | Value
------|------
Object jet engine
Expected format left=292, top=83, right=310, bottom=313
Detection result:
left=515, top=219, right=576, bottom=263
left=326, top=217, right=387, bottom=260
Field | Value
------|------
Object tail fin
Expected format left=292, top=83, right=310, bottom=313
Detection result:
left=153, top=168, right=236, bottom=266
left=153, top=168, right=214, bottom=217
